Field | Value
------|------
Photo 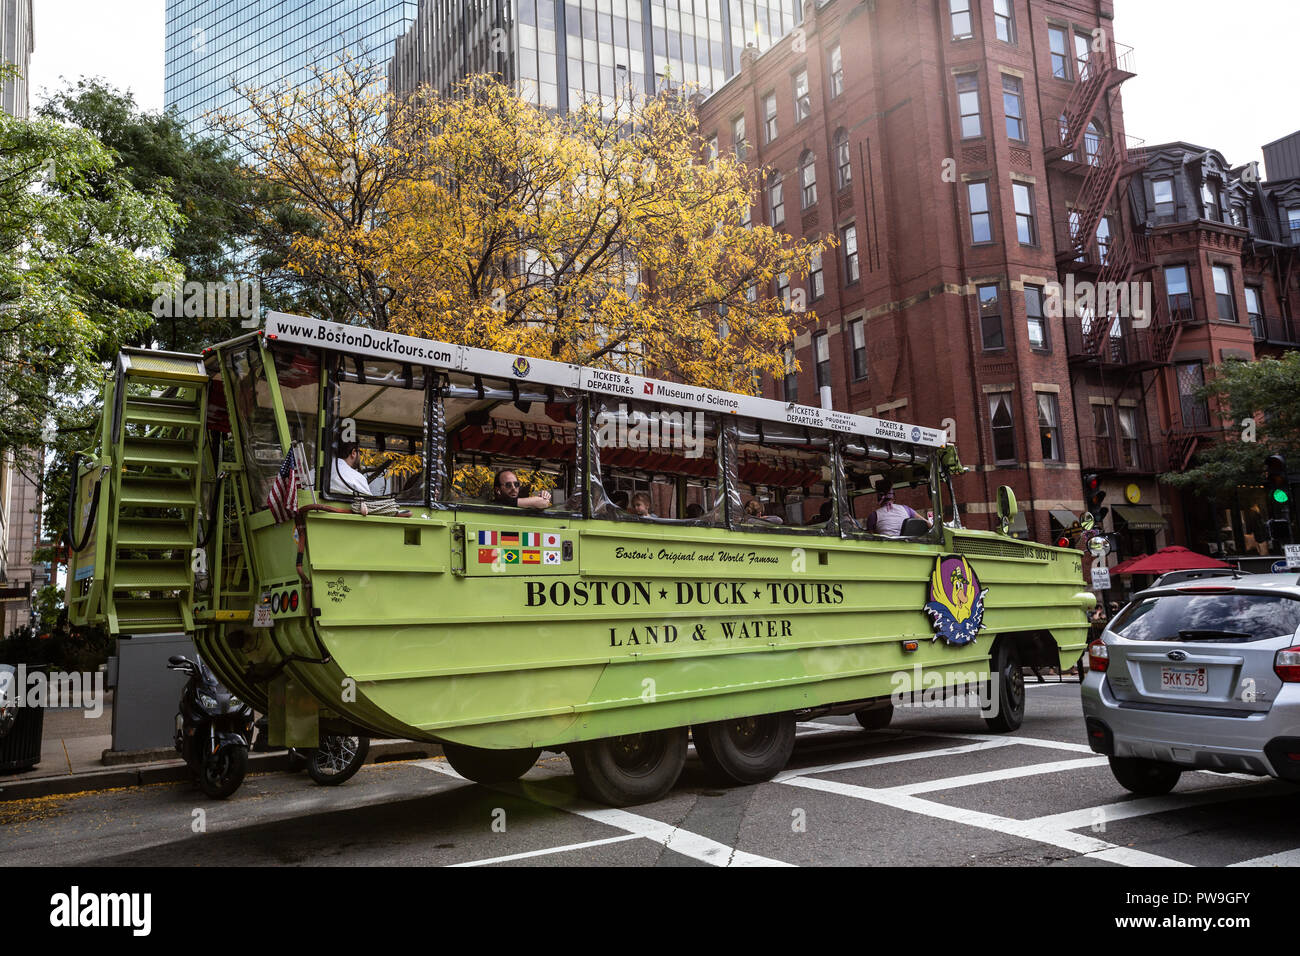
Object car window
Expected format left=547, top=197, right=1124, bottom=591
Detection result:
left=1110, top=593, right=1300, bottom=643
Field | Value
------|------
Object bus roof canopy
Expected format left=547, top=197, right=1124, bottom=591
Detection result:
left=263, top=311, right=948, bottom=449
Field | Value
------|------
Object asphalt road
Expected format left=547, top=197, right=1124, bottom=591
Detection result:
left=4, top=679, right=1299, bottom=868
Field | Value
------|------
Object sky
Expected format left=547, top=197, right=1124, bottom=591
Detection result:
left=23, top=0, right=1300, bottom=174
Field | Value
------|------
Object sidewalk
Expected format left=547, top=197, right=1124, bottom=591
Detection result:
left=0, top=691, right=441, bottom=801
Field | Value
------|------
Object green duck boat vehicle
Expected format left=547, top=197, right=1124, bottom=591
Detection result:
left=67, top=312, right=1094, bottom=804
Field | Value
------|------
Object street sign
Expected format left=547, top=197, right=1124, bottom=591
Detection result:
left=1286, top=544, right=1300, bottom=570
left=1091, top=566, right=1112, bottom=590
left=1088, top=535, right=1111, bottom=557
left=1273, top=560, right=1289, bottom=573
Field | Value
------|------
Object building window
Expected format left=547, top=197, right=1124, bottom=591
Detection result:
left=1245, top=285, right=1263, bottom=337
left=706, top=135, right=718, bottom=162
left=740, top=201, right=752, bottom=229
left=1117, top=407, right=1140, bottom=468
left=949, top=0, right=973, bottom=40
left=1212, top=265, right=1236, bottom=321
left=1037, top=392, right=1061, bottom=461
left=956, top=73, right=981, bottom=138
left=764, top=93, right=778, bottom=142
left=782, top=346, right=797, bottom=402
left=978, top=284, right=1004, bottom=349
left=989, top=392, right=1017, bottom=463
left=834, top=128, right=852, bottom=189
left=1231, top=204, right=1245, bottom=227
left=1096, top=216, right=1112, bottom=265
left=1288, top=206, right=1300, bottom=243
left=1049, top=26, right=1070, bottom=79
left=775, top=271, right=790, bottom=308
left=841, top=223, right=859, bottom=283
left=1165, top=264, right=1191, bottom=319
left=1153, top=178, right=1175, bottom=220
left=850, top=319, right=867, bottom=379
left=1092, top=404, right=1114, bottom=469
left=1074, top=31, right=1092, bottom=79
left=1013, top=182, right=1036, bottom=244
left=769, top=173, right=784, bottom=227
left=801, top=151, right=817, bottom=208
left=1177, top=361, right=1209, bottom=429
left=994, top=0, right=1015, bottom=43
left=1084, top=121, right=1102, bottom=166
left=814, top=332, right=831, bottom=390
left=1202, top=180, right=1220, bottom=221
left=1002, top=75, right=1026, bottom=142
left=732, top=116, right=747, bottom=161
left=793, top=70, right=810, bottom=122
left=809, top=252, right=824, bottom=300
left=968, top=181, right=992, bottom=243
left=1025, top=284, right=1047, bottom=349
left=828, top=44, right=843, bottom=98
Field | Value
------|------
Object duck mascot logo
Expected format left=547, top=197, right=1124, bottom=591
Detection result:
left=924, top=555, right=989, bottom=646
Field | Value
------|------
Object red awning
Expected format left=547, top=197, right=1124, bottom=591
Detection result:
left=1108, top=546, right=1233, bottom=576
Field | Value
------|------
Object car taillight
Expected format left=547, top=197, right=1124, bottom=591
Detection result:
left=1275, top=646, right=1300, bottom=683
left=1088, top=639, right=1109, bottom=672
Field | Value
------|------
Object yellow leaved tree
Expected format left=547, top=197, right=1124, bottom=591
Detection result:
left=218, top=55, right=825, bottom=393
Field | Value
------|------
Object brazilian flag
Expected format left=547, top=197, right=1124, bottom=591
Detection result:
left=502, top=548, right=520, bottom=564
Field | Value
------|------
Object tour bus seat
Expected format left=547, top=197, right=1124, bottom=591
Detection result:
left=900, top=516, right=930, bottom=537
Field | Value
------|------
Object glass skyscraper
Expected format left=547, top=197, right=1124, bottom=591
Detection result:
left=165, top=1, right=418, bottom=129
left=390, top=0, right=800, bottom=110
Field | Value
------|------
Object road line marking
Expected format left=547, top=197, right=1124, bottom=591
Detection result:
left=450, top=833, right=641, bottom=867
left=894, top=730, right=1098, bottom=754
left=1029, top=779, right=1288, bottom=832
left=882, top=757, right=1109, bottom=795
left=1230, top=848, right=1300, bottom=867
left=779, top=774, right=1188, bottom=866
left=410, top=761, right=793, bottom=867
left=773, top=738, right=1017, bottom=783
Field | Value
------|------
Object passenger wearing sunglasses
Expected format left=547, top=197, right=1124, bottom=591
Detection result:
left=493, top=470, right=552, bottom=510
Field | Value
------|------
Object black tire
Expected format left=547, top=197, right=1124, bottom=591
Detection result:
left=198, top=745, right=247, bottom=799
left=442, top=742, right=540, bottom=784
left=305, top=734, right=370, bottom=786
left=983, top=639, right=1026, bottom=733
left=569, top=727, right=688, bottom=806
left=854, top=702, right=895, bottom=730
left=693, top=712, right=796, bottom=784
left=1109, top=756, right=1182, bottom=796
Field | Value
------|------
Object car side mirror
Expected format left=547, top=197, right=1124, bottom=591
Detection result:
left=997, top=485, right=1018, bottom=535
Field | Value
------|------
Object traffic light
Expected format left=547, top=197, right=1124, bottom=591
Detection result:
left=1084, top=472, right=1108, bottom=524
left=1267, top=454, right=1290, bottom=507
left=1268, top=518, right=1293, bottom=547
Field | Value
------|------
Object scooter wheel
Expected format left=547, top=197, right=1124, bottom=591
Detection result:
left=305, top=735, right=370, bottom=786
left=199, top=745, right=248, bottom=799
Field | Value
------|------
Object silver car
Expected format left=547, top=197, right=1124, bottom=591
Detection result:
left=1081, top=572, right=1300, bottom=795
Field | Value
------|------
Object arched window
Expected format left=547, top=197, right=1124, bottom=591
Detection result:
left=800, top=151, right=817, bottom=208
left=834, top=128, right=851, bottom=189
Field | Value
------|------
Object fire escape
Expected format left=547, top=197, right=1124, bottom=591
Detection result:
left=1052, top=44, right=1190, bottom=475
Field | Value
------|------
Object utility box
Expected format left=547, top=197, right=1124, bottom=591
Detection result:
left=110, top=632, right=199, bottom=753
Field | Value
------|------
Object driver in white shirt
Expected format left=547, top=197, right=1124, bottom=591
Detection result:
left=333, top=441, right=373, bottom=496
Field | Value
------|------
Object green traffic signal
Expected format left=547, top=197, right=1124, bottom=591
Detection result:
left=1275, top=488, right=1291, bottom=505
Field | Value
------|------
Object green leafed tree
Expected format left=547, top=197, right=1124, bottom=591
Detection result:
left=1161, top=353, right=1300, bottom=498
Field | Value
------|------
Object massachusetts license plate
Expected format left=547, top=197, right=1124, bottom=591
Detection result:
left=1161, top=666, right=1207, bottom=693
left=252, top=592, right=273, bottom=628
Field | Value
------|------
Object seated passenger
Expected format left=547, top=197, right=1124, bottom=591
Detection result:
left=684, top=502, right=705, bottom=519
left=333, top=441, right=374, bottom=497
left=809, top=500, right=833, bottom=525
left=866, top=478, right=921, bottom=536
left=631, top=491, right=654, bottom=517
left=744, top=498, right=783, bottom=525
left=493, top=469, right=552, bottom=510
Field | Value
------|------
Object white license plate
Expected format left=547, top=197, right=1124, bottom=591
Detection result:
left=252, top=592, right=273, bottom=628
left=1161, top=666, right=1207, bottom=693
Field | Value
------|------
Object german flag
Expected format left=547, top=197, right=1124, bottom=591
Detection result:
left=500, top=532, right=520, bottom=545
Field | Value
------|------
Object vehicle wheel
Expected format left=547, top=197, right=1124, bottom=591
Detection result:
left=199, top=745, right=248, bottom=799
left=442, top=742, right=540, bottom=784
left=1109, top=756, right=1182, bottom=796
left=983, top=639, right=1026, bottom=733
left=854, top=702, right=895, bottom=730
left=569, top=727, right=688, bottom=806
left=305, top=734, right=370, bottom=786
left=693, top=712, right=796, bottom=784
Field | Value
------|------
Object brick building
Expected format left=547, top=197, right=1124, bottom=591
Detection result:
left=700, top=0, right=1148, bottom=546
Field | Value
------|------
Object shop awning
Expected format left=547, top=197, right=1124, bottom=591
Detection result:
left=1049, top=509, right=1078, bottom=528
left=1112, top=505, right=1167, bottom=531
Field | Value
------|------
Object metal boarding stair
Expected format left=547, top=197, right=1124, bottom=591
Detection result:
left=67, top=349, right=210, bottom=635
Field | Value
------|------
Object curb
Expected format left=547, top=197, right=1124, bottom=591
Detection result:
left=0, top=739, right=443, bottom=802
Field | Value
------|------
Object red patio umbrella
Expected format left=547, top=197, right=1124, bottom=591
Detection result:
left=1107, top=546, right=1232, bottom=576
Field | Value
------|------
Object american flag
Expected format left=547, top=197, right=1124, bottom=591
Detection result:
left=267, top=451, right=298, bottom=523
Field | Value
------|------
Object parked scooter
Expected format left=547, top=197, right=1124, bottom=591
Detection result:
left=167, top=655, right=254, bottom=799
